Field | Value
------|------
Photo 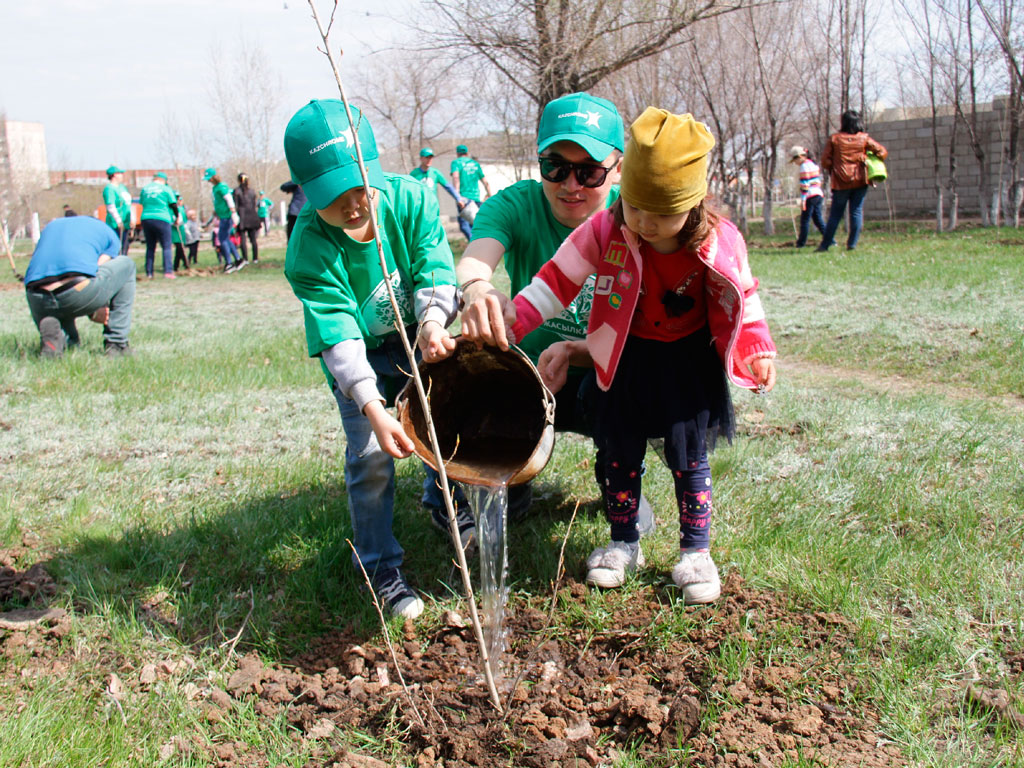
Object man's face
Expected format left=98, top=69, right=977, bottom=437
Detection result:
left=112, top=172, right=123, bottom=184
left=420, top=155, right=433, bottom=170
left=540, top=140, right=620, bottom=229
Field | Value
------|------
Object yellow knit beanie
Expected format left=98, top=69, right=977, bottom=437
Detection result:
left=620, top=108, right=716, bottom=215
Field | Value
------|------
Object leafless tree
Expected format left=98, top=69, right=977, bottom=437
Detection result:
left=354, top=50, right=475, bottom=171
left=207, top=36, right=285, bottom=196
left=155, top=111, right=211, bottom=217
left=975, top=0, right=1023, bottom=227
left=418, top=0, right=767, bottom=125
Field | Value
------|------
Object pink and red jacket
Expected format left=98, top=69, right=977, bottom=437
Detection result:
left=510, top=208, right=776, bottom=391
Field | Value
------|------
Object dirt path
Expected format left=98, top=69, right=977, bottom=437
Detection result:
left=779, top=357, right=1024, bottom=414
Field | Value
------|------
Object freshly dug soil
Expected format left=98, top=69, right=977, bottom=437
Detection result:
left=2, top=544, right=909, bottom=767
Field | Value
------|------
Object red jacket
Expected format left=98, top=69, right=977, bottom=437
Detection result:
left=821, top=131, right=888, bottom=190
left=511, top=208, right=776, bottom=391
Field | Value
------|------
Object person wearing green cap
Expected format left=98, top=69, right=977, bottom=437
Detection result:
left=139, top=172, right=179, bottom=278
left=282, top=98, right=475, bottom=620
left=456, top=91, right=630, bottom=524
left=203, top=168, right=242, bottom=272
left=449, top=144, right=491, bottom=240
left=257, top=191, right=274, bottom=235
left=102, top=166, right=133, bottom=255
left=410, top=147, right=464, bottom=210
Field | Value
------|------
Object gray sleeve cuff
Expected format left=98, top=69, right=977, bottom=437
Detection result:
left=321, top=339, right=383, bottom=411
left=414, top=284, right=458, bottom=328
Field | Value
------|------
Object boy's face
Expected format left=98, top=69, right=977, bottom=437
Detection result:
left=317, top=186, right=373, bottom=231
left=420, top=155, right=433, bottom=169
left=540, top=140, right=621, bottom=229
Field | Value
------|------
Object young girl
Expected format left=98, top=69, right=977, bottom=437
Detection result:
left=508, top=107, right=777, bottom=603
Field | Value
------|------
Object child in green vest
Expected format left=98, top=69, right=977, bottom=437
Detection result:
left=283, top=99, right=474, bottom=619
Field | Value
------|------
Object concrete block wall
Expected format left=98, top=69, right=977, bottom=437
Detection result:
left=861, top=101, right=1016, bottom=217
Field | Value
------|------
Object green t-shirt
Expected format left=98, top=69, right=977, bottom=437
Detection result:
left=139, top=181, right=177, bottom=223
left=470, top=179, right=619, bottom=364
left=170, top=196, right=186, bottom=243
left=450, top=156, right=485, bottom=201
left=284, top=173, right=457, bottom=385
left=258, top=197, right=273, bottom=218
left=212, top=182, right=233, bottom=218
left=102, top=182, right=132, bottom=231
left=410, top=166, right=448, bottom=194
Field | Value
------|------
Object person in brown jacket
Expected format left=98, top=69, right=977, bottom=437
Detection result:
left=815, top=110, right=888, bottom=252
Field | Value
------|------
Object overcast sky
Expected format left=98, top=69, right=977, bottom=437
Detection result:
left=0, top=0, right=409, bottom=169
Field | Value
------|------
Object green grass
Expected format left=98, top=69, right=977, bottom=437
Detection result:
left=1, top=226, right=1023, bottom=766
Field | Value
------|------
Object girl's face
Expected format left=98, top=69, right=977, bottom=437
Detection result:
left=317, top=186, right=375, bottom=239
left=622, top=200, right=691, bottom=253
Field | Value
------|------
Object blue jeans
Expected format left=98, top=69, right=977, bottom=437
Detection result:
left=797, top=195, right=826, bottom=247
left=25, top=255, right=136, bottom=346
left=142, top=219, right=172, bottom=276
left=819, top=186, right=868, bottom=250
left=217, top=218, right=239, bottom=265
left=330, top=330, right=467, bottom=576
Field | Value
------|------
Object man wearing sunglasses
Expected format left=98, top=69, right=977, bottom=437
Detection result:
left=457, top=92, right=649, bottom=525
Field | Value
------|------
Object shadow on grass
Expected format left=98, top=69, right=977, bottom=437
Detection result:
left=48, top=465, right=603, bottom=668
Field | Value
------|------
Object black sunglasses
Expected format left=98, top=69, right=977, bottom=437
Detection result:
left=538, top=156, right=614, bottom=188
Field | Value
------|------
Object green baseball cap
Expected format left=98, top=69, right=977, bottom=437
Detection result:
left=284, top=99, right=386, bottom=210
left=154, top=171, right=168, bottom=180
left=419, top=147, right=434, bottom=158
left=203, top=167, right=217, bottom=181
left=456, top=144, right=468, bottom=154
left=106, top=165, right=124, bottom=176
left=537, top=92, right=624, bottom=161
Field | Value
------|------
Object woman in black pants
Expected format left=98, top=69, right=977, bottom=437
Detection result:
left=233, top=173, right=262, bottom=263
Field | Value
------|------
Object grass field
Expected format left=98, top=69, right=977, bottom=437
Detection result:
left=1, top=220, right=1022, bottom=767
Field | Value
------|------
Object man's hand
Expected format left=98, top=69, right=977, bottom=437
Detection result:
left=750, top=357, right=777, bottom=393
left=364, top=400, right=415, bottom=459
left=89, top=306, right=110, bottom=325
left=418, top=320, right=457, bottom=362
left=537, top=340, right=592, bottom=393
left=460, top=281, right=517, bottom=350
left=97, top=254, right=112, bottom=266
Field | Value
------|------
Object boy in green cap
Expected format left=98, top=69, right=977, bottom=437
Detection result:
left=283, top=99, right=474, bottom=619
left=139, top=172, right=179, bottom=278
left=450, top=144, right=491, bottom=240
left=203, top=168, right=242, bottom=272
left=102, top=165, right=133, bottom=255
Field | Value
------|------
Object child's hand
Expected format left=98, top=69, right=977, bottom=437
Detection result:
left=750, top=358, right=777, bottom=393
left=537, top=340, right=591, bottom=393
left=364, top=401, right=415, bottom=459
left=418, top=320, right=457, bottom=362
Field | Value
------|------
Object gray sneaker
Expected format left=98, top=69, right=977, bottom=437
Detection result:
left=429, top=503, right=477, bottom=551
left=39, top=317, right=64, bottom=358
left=103, top=341, right=133, bottom=358
left=371, top=567, right=424, bottom=619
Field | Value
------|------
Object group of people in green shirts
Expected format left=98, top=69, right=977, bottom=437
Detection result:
left=409, top=144, right=491, bottom=241
left=281, top=92, right=679, bottom=619
left=101, top=167, right=275, bottom=277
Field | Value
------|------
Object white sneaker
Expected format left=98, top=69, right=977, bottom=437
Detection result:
left=671, top=550, right=721, bottom=604
left=586, top=541, right=644, bottom=588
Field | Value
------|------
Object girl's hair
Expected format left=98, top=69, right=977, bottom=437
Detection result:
left=840, top=110, right=863, bottom=134
left=237, top=173, right=250, bottom=189
left=610, top=196, right=721, bottom=252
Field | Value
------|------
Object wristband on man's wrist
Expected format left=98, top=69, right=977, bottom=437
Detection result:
left=457, top=277, right=491, bottom=310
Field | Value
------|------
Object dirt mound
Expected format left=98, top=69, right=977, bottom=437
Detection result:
left=243, top=574, right=905, bottom=767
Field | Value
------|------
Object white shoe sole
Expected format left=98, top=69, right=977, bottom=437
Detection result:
left=680, top=578, right=721, bottom=605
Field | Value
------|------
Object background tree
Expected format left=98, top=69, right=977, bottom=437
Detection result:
left=207, top=36, right=285, bottom=196
left=419, top=0, right=765, bottom=125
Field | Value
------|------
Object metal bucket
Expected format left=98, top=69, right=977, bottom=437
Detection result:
left=397, top=338, right=555, bottom=487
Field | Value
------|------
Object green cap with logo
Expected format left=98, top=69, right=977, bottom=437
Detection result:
left=203, top=167, right=217, bottom=181
left=283, top=99, right=386, bottom=210
left=106, top=165, right=124, bottom=176
left=419, top=147, right=434, bottom=158
left=537, top=92, right=624, bottom=161
left=154, top=171, right=168, bottom=180
left=456, top=144, right=468, bottom=154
